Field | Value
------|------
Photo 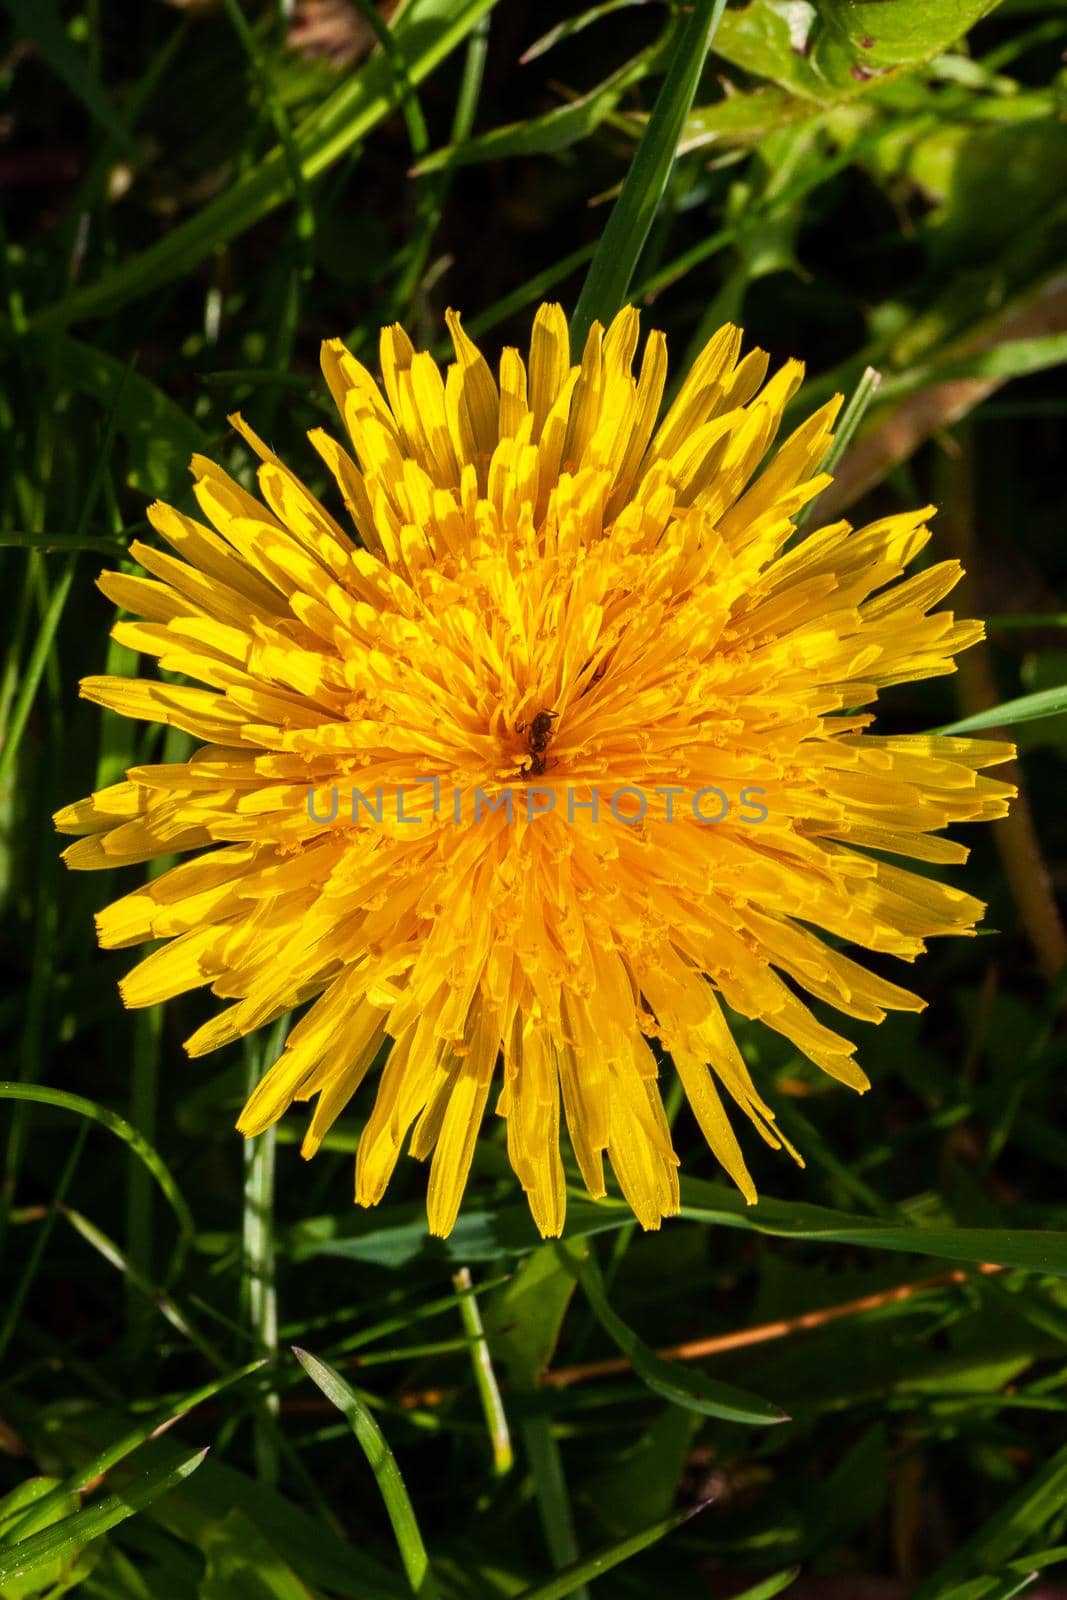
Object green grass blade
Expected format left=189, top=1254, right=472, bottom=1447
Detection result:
left=570, top=0, right=727, bottom=347
left=0, top=1363, right=264, bottom=1546
left=729, top=1571, right=802, bottom=1600
left=452, top=1266, right=512, bottom=1475
left=58, top=1204, right=224, bottom=1368
left=0, top=555, right=75, bottom=787
left=413, top=49, right=652, bottom=174
left=521, top=1, right=662, bottom=64
left=878, top=331, right=1067, bottom=402
left=220, top=0, right=315, bottom=265
left=243, top=1022, right=286, bottom=1486
left=522, top=1415, right=589, bottom=1600
left=0, top=1446, right=208, bottom=1587
left=794, top=366, right=881, bottom=532
left=30, top=0, right=499, bottom=331
left=558, top=1241, right=788, bottom=1425
left=0, top=1083, right=195, bottom=1265
left=935, top=687, right=1067, bottom=734
left=292, top=1347, right=441, bottom=1600
left=0, top=1123, right=88, bottom=1364
left=678, top=1177, right=1067, bottom=1276
left=909, top=1441, right=1067, bottom=1599
left=512, top=1499, right=709, bottom=1600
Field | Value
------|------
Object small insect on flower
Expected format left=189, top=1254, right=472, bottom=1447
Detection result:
left=55, top=304, right=1015, bottom=1239
left=517, top=708, right=558, bottom=777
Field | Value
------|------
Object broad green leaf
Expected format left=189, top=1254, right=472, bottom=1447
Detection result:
left=297, top=1181, right=1067, bottom=1280
left=486, top=1244, right=578, bottom=1385
left=711, top=0, right=1006, bottom=98
left=292, top=1348, right=440, bottom=1600
left=0, top=1448, right=207, bottom=1589
left=570, top=0, right=728, bottom=346
left=582, top=1406, right=701, bottom=1534
left=512, top=1499, right=709, bottom=1600
left=288, top=1193, right=626, bottom=1267
left=819, top=0, right=1006, bottom=71
left=30, top=0, right=499, bottom=331
left=557, top=1240, right=788, bottom=1426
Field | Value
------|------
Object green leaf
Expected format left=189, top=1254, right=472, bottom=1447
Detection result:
left=570, top=0, right=728, bottom=347
left=935, top=686, right=1067, bottom=734
left=486, top=1244, right=578, bottom=1385
left=557, top=1240, right=788, bottom=1426
left=292, top=1348, right=440, bottom=1600
left=30, top=0, right=499, bottom=331
left=0, top=1448, right=208, bottom=1589
left=818, top=0, right=1007, bottom=72
left=710, top=0, right=1006, bottom=97
left=512, top=1499, right=710, bottom=1600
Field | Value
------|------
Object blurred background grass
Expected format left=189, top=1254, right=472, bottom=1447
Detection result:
left=3, top=1, right=1067, bottom=1595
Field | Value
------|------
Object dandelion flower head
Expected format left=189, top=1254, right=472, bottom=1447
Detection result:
left=55, top=305, right=1015, bottom=1237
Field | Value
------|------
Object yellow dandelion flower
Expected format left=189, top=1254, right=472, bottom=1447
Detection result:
left=55, top=305, right=1015, bottom=1238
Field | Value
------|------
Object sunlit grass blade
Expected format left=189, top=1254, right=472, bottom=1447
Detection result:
left=570, top=0, right=727, bottom=347
left=292, top=1346, right=441, bottom=1600
left=0, top=1362, right=264, bottom=1546
left=243, top=1021, right=286, bottom=1486
left=512, top=1498, right=710, bottom=1600
left=729, top=1570, right=802, bottom=1600
left=557, top=1240, right=788, bottom=1425
left=452, top=1266, right=512, bottom=1475
left=0, top=1446, right=208, bottom=1588
left=878, top=331, right=1067, bottom=402
left=935, top=687, right=1067, bottom=734
left=794, top=365, right=882, bottom=532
